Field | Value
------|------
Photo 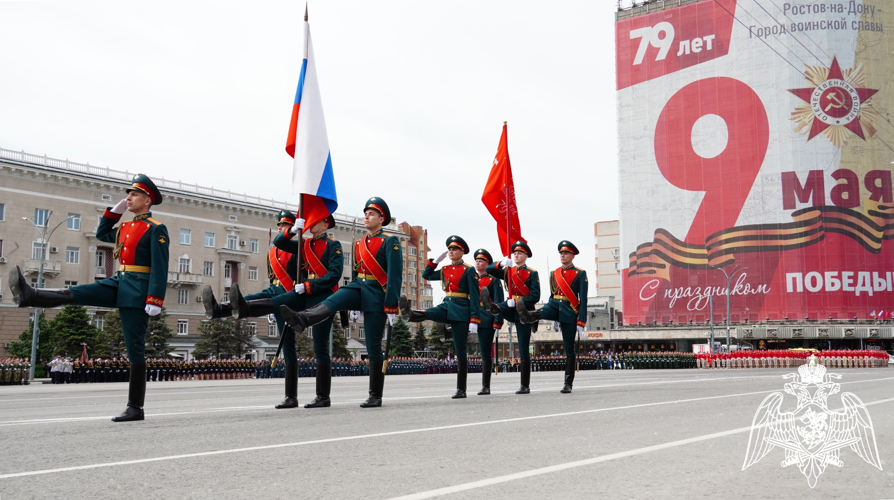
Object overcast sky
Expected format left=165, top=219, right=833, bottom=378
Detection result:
left=1, top=0, right=620, bottom=298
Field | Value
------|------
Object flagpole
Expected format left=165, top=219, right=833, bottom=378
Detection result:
left=503, top=122, right=510, bottom=259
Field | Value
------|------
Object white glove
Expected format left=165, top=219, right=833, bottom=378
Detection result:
left=469, top=322, right=478, bottom=334
left=294, top=283, right=306, bottom=294
left=553, top=321, right=560, bottom=331
left=350, top=311, right=361, bottom=321
left=507, top=298, right=516, bottom=308
left=434, top=251, right=448, bottom=264
left=111, top=198, right=128, bottom=214
left=267, top=313, right=276, bottom=325
left=387, top=313, right=396, bottom=326
left=577, top=325, right=585, bottom=335
left=145, top=304, right=162, bottom=316
left=289, top=218, right=306, bottom=235
left=501, top=256, right=512, bottom=267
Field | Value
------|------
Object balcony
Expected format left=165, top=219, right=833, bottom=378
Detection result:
left=23, top=259, right=62, bottom=277
left=167, top=272, right=203, bottom=287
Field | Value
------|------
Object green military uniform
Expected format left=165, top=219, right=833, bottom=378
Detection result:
left=401, top=235, right=480, bottom=398
left=482, top=240, right=540, bottom=394
left=472, top=249, right=503, bottom=395
left=281, top=197, right=402, bottom=408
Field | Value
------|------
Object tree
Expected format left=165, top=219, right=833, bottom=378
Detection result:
left=8, top=311, right=51, bottom=364
left=330, top=312, right=351, bottom=359
left=47, top=305, right=98, bottom=358
left=93, top=310, right=126, bottom=359
left=427, top=323, right=449, bottom=358
left=413, top=325, right=428, bottom=352
left=388, top=317, right=415, bottom=357
left=194, top=318, right=258, bottom=359
left=145, top=307, right=173, bottom=358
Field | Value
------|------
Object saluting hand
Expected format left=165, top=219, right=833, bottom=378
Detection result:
left=433, top=251, right=448, bottom=264
left=501, top=256, right=512, bottom=267
left=111, top=198, right=128, bottom=215
left=145, top=304, right=162, bottom=316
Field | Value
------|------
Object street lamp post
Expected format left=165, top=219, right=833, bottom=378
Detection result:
left=716, top=265, right=748, bottom=353
left=22, top=211, right=76, bottom=381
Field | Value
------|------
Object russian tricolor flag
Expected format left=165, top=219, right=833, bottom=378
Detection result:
left=286, top=15, right=337, bottom=228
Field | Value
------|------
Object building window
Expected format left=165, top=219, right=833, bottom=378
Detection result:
left=222, top=290, right=229, bottom=302
left=95, top=316, right=104, bottom=331
left=178, top=289, right=189, bottom=305
left=177, top=319, right=189, bottom=335
left=409, top=247, right=416, bottom=256
left=67, top=213, right=81, bottom=230
left=180, top=229, right=191, bottom=245
left=32, top=242, right=46, bottom=260
left=95, top=251, right=105, bottom=268
left=34, top=208, right=49, bottom=227
left=65, top=246, right=80, bottom=264
left=64, top=280, right=78, bottom=289
left=204, top=232, right=215, bottom=247
left=343, top=277, right=350, bottom=286
left=268, top=322, right=278, bottom=337
left=249, top=238, right=259, bottom=253
left=344, top=327, right=350, bottom=339
left=248, top=266, right=258, bottom=281
left=247, top=322, right=257, bottom=335
left=203, top=261, right=214, bottom=277
left=179, top=257, right=191, bottom=273
left=226, top=234, right=238, bottom=250
left=0, top=239, right=4, bottom=257
left=224, top=264, right=232, bottom=279
left=359, top=327, right=365, bottom=339
left=0, top=203, right=4, bottom=221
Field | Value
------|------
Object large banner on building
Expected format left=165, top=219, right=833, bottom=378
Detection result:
left=617, top=0, right=892, bottom=324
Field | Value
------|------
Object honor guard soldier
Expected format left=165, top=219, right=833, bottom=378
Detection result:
left=9, top=174, right=169, bottom=421
left=231, top=213, right=343, bottom=408
left=471, top=249, right=503, bottom=395
left=517, top=241, right=587, bottom=393
left=480, top=240, right=540, bottom=394
left=399, top=235, right=480, bottom=399
left=202, top=210, right=299, bottom=406
left=281, top=197, right=402, bottom=408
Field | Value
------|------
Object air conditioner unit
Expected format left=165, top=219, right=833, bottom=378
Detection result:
left=50, top=247, right=59, bottom=253
left=196, top=295, right=203, bottom=302
left=229, top=215, right=238, bottom=222
left=101, top=194, right=113, bottom=202
left=0, top=257, right=7, bottom=263
left=611, top=249, right=620, bottom=259
left=239, top=240, right=246, bottom=246
left=3, top=343, right=9, bottom=349
left=351, top=325, right=356, bottom=330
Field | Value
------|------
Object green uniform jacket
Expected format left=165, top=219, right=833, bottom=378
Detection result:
left=422, top=260, right=480, bottom=323
left=98, top=210, right=170, bottom=308
left=274, top=232, right=344, bottom=296
left=353, top=229, right=403, bottom=313
left=548, top=266, right=589, bottom=326
left=484, top=262, right=541, bottom=309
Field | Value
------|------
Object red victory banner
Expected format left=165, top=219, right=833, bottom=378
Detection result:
left=481, top=122, right=525, bottom=256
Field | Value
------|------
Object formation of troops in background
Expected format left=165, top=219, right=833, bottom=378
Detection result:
left=697, top=349, right=889, bottom=369
left=0, top=358, right=31, bottom=385
left=7, top=177, right=891, bottom=421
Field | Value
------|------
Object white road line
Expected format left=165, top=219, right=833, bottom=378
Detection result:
left=1, top=375, right=890, bottom=426
left=389, top=396, right=894, bottom=500
left=1, top=382, right=891, bottom=480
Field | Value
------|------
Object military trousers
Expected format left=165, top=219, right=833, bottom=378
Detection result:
left=425, top=306, right=470, bottom=361
left=321, top=287, right=386, bottom=363
left=494, top=304, right=532, bottom=362
left=71, top=285, right=149, bottom=365
left=477, top=327, right=496, bottom=364
left=537, top=303, right=577, bottom=360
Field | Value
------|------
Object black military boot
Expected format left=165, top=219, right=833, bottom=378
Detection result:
left=516, top=360, right=531, bottom=394
left=452, top=360, right=467, bottom=399
left=112, top=364, right=146, bottom=422
left=9, top=266, right=75, bottom=308
left=202, top=285, right=233, bottom=319
left=399, top=295, right=428, bottom=322
left=478, top=359, right=492, bottom=395
left=305, top=362, right=331, bottom=408
left=279, top=303, right=332, bottom=334
left=275, top=365, right=299, bottom=408
left=479, top=287, right=500, bottom=315
left=516, top=300, right=541, bottom=324
left=561, top=358, right=575, bottom=394
left=360, top=362, right=384, bottom=408
left=230, top=283, right=277, bottom=319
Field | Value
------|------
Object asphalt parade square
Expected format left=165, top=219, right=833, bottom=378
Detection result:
left=0, top=368, right=891, bottom=499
